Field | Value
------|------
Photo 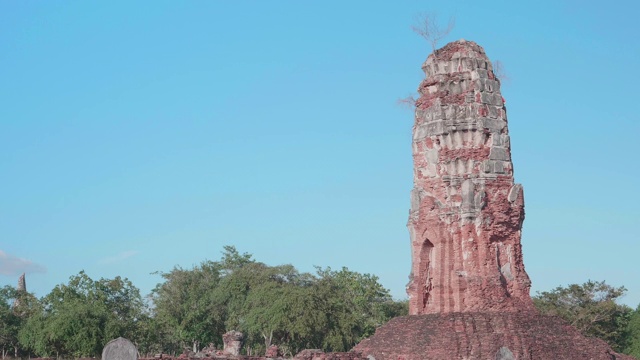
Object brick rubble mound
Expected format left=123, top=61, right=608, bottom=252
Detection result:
left=354, top=312, right=634, bottom=360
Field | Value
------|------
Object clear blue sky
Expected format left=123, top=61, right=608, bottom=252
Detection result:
left=1, top=1, right=639, bottom=307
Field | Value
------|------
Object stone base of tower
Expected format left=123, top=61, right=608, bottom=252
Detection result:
left=353, top=311, right=633, bottom=360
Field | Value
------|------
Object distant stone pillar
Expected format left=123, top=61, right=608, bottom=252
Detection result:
left=12, top=273, right=27, bottom=311
left=17, top=273, right=26, bottom=292
left=102, top=337, right=138, bottom=360
left=406, top=40, right=534, bottom=315
left=222, top=331, right=243, bottom=356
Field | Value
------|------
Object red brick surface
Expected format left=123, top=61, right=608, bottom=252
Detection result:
left=354, top=312, right=634, bottom=360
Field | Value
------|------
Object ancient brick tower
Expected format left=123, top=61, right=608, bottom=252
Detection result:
left=405, top=40, right=532, bottom=315
left=353, top=40, right=633, bottom=360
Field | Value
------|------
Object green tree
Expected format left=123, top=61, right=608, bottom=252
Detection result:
left=625, top=305, right=640, bottom=359
left=96, top=276, right=145, bottom=341
left=151, top=250, right=239, bottom=354
left=150, top=246, right=407, bottom=356
left=317, top=267, right=406, bottom=338
left=230, top=263, right=335, bottom=355
left=18, top=271, right=145, bottom=358
left=0, top=286, right=20, bottom=358
left=134, top=309, right=160, bottom=357
left=533, top=280, right=632, bottom=352
left=1, top=285, right=40, bottom=358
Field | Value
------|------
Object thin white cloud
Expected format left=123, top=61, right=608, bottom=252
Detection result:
left=0, top=250, right=47, bottom=276
left=99, top=250, right=139, bottom=265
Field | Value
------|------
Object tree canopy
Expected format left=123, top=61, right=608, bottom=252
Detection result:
left=17, top=271, right=147, bottom=358
left=533, top=280, right=633, bottom=354
left=625, top=305, right=640, bottom=358
left=150, top=247, right=406, bottom=356
left=9, top=251, right=640, bottom=359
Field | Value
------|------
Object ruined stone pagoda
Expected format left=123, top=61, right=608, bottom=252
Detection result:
left=353, top=40, right=632, bottom=360
left=404, top=40, right=531, bottom=314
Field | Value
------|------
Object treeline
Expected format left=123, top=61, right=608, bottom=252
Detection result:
left=3, top=247, right=640, bottom=359
left=0, top=246, right=407, bottom=358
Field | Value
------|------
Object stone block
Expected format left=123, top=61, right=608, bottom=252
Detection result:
left=480, top=79, right=491, bottom=92
left=444, top=105, right=456, bottom=120
left=461, top=179, right=475, bottom=208
left=503, top=135, right=510, bottom=148
left=482, top=118, right=506, bottom=132
left=412, top=124, right=428, bottom=140
left=465, top=92, right=475, bottom=103
left=489, top=147, right=509, bottom=161
left=474, top=190, right=486, bottom=209
left=474, top=80, right=484, bottom=92
left=500, top=263, right=514, bottom=281
left=482, top=161, right=493, bottom=173
left=425, top=148, right=439, bottom=164
left=425, top=106, right=444, bottom=121
left=508, top=184, right=523, bottom=203
left=426, top=121, right=445, bottom=136
left=410, top=188, right=422, bottom=213
left=222, top=331, right=243, bottom=356
left=491, top=133, right=503, bottom=146
left=449, top=81, right=462, bottom=94
left=462, top=58, right=474, bottom=71
left=488, top=105, right=499, bottom=119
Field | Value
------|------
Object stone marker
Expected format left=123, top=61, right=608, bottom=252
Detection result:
left=102, top=337, right=138, bottom=360
left=222, top=331, right=243, bottom=356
